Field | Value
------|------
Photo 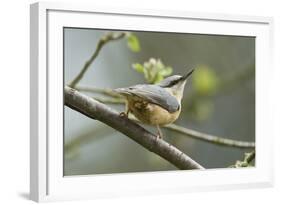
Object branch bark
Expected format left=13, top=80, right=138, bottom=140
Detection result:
left=64, top=86, right=204, bottom=170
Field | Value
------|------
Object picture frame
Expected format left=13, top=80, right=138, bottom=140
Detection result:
left=30, top=2, right=274, bottom=202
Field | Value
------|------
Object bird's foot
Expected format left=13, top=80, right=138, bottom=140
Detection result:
left=156, top=134, right=163, bottom=140
left=156, top=130, right=164, bottom=140
left=119, top=112, right=128, bottom=118
left=156, top=125, right=164, bottom=140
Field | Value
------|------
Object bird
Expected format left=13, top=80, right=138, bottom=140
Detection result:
left=114, top=68, right=194, bottom=139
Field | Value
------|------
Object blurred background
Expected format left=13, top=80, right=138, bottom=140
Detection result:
left=63, top=28, right=255, bottom=176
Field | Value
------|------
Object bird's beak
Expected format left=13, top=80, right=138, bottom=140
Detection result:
left=181, top=68, right=194, bottom=81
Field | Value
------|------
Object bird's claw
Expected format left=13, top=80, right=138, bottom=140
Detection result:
left=156, top=133, right=163, bottom=140
left=156, top=135, right=162, bottom=140
left=119, top=112, right=128, bottom=118
left=156, top=125, right=164, bottom=140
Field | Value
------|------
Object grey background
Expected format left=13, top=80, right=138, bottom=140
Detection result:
left=64, top=28, right=255, bottom=175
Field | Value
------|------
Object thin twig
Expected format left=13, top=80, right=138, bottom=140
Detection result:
left=164, top=124, right=255, bottom=149
left=229, top=150, right=255, bottom=168
left=76, top=85, right=122, bottom=98
left=68, top=32, right=126, bottom=88
left=92, top=96, right=126, bottom=104
left=64, top=86, right=205, bottom=170
left=245, top=150, right=255, bottom=164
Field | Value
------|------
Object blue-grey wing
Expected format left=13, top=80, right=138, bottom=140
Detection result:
left=115, top=84, right=180, bottom=113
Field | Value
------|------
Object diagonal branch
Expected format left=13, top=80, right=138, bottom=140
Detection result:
left=68, top=32, right=126, bottom=88
left=64, top=86, right=205, bottom=170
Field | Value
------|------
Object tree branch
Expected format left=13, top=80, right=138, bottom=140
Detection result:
left=68, top=32, right=126, bottom=88
left=75, top=85, right=255, bottom=149
left=64, top=86, right=204, bottom=170
left=164, top=124, right=255, bottom=148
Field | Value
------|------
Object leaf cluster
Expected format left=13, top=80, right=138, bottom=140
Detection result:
left=133, top=58, right=173, bottom=84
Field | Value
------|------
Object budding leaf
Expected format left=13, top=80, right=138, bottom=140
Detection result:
left=159, top=66, right=173, bottom=77
left=132, top=58, right=173, bottom=84
left=132, top=63, right=144, bottom=73
left=127, top=33, right=140, bottom=52
left=154, top=73, right=164, bottom=84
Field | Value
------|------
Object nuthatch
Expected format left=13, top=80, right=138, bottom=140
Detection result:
left=114, top=69, right=194, bottom=138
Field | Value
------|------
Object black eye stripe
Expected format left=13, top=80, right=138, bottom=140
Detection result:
left=163, top=78, right=181, bottom=87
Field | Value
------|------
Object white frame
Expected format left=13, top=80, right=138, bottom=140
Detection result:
left=30, top=2, right=274, bottom=202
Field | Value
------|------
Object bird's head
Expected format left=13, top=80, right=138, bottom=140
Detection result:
left=157, top=68, right=194, bottom=100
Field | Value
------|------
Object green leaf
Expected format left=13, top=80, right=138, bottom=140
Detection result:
left=132, top=63, right=144, bottom=73
left=153, top=73, right=164, bottom=84
left=132, top=58, right=173, bottom=84
left=127, top=34, right=140, bottom=52
left=156, top=60, right=165, bottom=70
left=143, top=67, right=149, bottom=82
left=159, top=66, right=173, bottom=76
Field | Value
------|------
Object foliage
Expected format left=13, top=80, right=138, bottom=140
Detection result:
left=126, top=33, right=141, bottom=52
left=132, top=58, right=173, bottom=84
left=229, top=151, right=255, bottom=168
